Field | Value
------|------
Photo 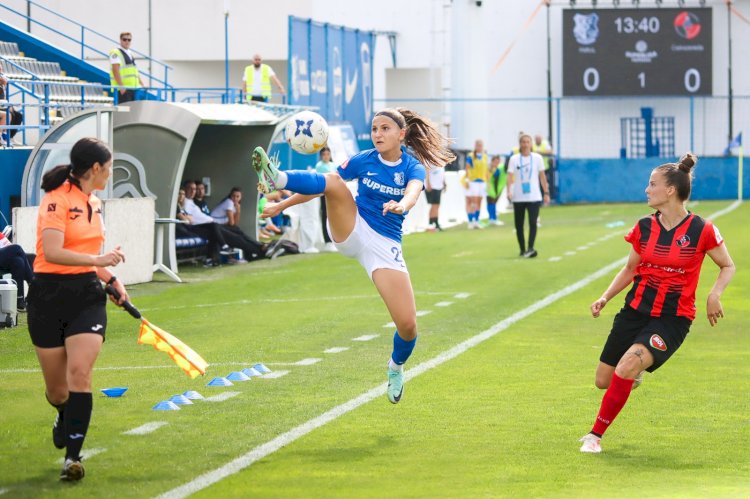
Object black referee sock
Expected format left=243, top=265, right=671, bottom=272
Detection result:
left=65, top=391, right=93, bottom=460
left=46, top=392, right=68, bottom=414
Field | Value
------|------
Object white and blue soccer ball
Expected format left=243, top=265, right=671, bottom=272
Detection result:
left=285, top=111, right=329, bottom=155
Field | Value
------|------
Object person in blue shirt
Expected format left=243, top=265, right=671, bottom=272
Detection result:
left=254, top=107, right=455, bottom=404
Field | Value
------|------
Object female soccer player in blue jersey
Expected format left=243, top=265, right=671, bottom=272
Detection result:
left=579, top=153, right=735, bottom=454
left=254, top=108, right=455, bottom=403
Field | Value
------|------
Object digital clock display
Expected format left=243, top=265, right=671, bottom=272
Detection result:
left=563, top=8, right=712, bottom=96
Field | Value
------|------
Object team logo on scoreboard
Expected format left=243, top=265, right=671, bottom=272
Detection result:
left=573, top=13, right=599, bottom=45
left=626, top=41, right=657, bottom=63
left=674, top=11, right=701, bottom=40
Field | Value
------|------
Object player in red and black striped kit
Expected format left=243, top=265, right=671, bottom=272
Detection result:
left=579, top=153, right=735, bottom=453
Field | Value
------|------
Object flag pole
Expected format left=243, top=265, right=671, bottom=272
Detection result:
left=739, top=144, right=744, bottom=201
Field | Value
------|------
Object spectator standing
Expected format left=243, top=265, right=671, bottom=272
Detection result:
left=534, top=133, right=556, bottom=199
left=27, top=138, right=129, bottom=481
left=425, top=163, right=446, bottom=231
left=109, top=32, right=145, bottom=104
left=243, top=54, right=285, bottom=103
left=0, top=64, right=8, bottom=141
left=506, top=133, right=550, bottom=258
left=465, top=139, right=488, bottom=229
left=485, top=155, right=505, bottom=226
left=315, top=147, right=337, bottom=250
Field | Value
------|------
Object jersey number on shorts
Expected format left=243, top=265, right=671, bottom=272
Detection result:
left=391, top=247, right=403, bottom=263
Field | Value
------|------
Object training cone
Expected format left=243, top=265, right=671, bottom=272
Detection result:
left=169, top=394, right=194, bottom=405
left=153, top=400, right=181, bottom=411
left=206, top=377, right=234, bottom=387
left=241, top=367, right=262, bottom=377
left=183, top=390, right=204, bottom=400
left=253, top=363, right=272, bottom=374
left=226, top=371, right=251, bottom=381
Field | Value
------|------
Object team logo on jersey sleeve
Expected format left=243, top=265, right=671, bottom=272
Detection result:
left=47, top=203, right=56, bottom=212
left=394, top=172, right=405, bottom=186
left=676, top=234, right=691, bottom=248
left=649, top=334, right=667, bottom=351
left=713, top=225, right=723, bottom=244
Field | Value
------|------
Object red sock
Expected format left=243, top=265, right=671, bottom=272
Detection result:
left=591, top=372, right=635, bottom=436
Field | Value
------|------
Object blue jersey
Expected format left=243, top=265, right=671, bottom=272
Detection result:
left=337, top=147, right=426, bottom=243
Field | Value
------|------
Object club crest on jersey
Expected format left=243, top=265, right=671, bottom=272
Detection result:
left=649, top=334, right=667, bottom=351
left=676, top=234, right=691, bottom=248
left=394, top=172, right=405, bottom=186
left=47, top=203, right=56, bottom=212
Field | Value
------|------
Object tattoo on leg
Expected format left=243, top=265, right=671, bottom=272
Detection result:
left=626, top=348, right=645, bottom=365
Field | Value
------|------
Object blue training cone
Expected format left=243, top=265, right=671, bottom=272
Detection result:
left=253, top=363, right=272, bottom=374
left=183, top=390, right=205, bottom=400
left=169, top=394, right=194, bottom=405
left=153, top=400, right=181, bottom=411
left=241, top=367, right=262, bottom=377
left=206, top=377, right=234, bottom=387
left=226, top=371, right=251, bottom=382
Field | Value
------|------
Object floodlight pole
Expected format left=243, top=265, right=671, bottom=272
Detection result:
left=727, top=0, right=734, bottom=142
left=224, top=0, right=230, bottom=102
left=545, top=0, right=553, bottom=144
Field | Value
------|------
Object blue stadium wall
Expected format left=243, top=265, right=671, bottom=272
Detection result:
left=0, top=149, right=31, bottom=223
left=557, top=157, right=748, bottom=203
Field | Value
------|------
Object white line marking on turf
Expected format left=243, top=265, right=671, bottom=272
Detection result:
left=454, top=292, right=472, bottom=299
left=564, top=251, right=576, bottom=256
left=261, top=371, right=289, bottom=379
left=324, top=347, right=349, bottom=354
left=416, top=310, right=432, bottom=317
left=577, top=245, right=589, bottom=251
left=0, top=488, right=9, bottom=496
left=351, top=334, right=379, bottom=342
left=158, top=202, right=741, bottom=499
left=204, top=392, right=241, bottom=402
left=293, top=358, right=321, bottom=366
left=383, top=322, right=396, bottom=328
left=548, top=256, right=562, bottom=262
left=57, top=447, right=107, bottom=464
left=123, top=422, right=168, bottom=435
left=434, top=301, right=453, bottom=307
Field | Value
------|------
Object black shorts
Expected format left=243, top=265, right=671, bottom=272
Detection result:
left=600, top=306, right=691, bottom=372
left=27, top=272, right=107, bottom=348
left=425, top=189, right=442, bottom=204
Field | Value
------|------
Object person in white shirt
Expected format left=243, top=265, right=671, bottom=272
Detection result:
left=425, top=165, right=445, bottom=231
left=506, top=133, right=550, bottom=258
left=210, top=187, right=242, bottom=226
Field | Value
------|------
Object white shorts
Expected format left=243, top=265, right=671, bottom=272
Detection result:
left=328, top=213, right=408, bottom=280
left=465, top=181, right=486, bottom=197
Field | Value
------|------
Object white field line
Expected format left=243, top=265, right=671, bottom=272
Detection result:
left=137, top=291, right=462, bottom=313
left=123, top=422, right=168, bottom=436
left=0, top=488, right=8, bottom=496
left=434, top=301, right=453, bottom=307
left=260, top=371, right=289, bottom=379
left=204, top=392, right=241, bottom=402
left=158, top=203, right=744, bottom=499
left=416, top=310, right=432, bottom=317
left=155, top=257, right=628, bottom=499
left=57, top=447, right=107, bottom=464
left=453, top=292, right=472, bottom=299
left=351, top=334, right=379, bottom=342
left=324, top=347, right=349, bottom=354
left=383, top=322, right=396, bottom=328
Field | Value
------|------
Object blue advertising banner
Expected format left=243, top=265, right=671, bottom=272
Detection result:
left=289, top=17, right=374, bottom=140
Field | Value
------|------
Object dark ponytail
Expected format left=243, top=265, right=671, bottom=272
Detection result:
left=655, top=152, right=697, bottom=202
left=41, top=137, right=112, bottom=192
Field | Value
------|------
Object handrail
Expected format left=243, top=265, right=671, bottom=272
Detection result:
left=0, top=54, right=40, bottom=80
left=0, top=0, right=172, bottom=89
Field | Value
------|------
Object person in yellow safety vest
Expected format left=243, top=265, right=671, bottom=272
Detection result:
left=109, top=32, right=145, bottom=104
left=243, top=54, right=285, bottom=103
left=465, top=139, right=489, bottom=229
left=533, top=133, right=554, bottom=169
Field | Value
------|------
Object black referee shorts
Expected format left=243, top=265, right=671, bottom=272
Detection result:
left=27, top=272, right=107, bottom=348
left=599, top=306, right=692, bottom=372
left=425, top=189, right=442, bottom=205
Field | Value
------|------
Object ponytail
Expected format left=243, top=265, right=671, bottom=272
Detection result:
left=655, top=152, right=697, bottom=202
left=40, top=137, right=112, bottom=192
left=375, top=108, right=456, bottom=168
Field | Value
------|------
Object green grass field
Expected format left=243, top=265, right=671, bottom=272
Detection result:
left=1, top=201, right=748, bottom=498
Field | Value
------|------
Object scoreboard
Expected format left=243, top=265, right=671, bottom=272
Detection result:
left=562, top=8, right=712, bottom=96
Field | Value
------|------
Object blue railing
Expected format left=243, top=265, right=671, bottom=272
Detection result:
left=0, top=0, right=172, bottom=90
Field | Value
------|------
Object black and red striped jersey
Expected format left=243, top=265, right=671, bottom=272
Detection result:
left=624, top=212, right=723, bottom=320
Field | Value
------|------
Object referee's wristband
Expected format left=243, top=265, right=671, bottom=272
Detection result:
left=106, top=275, right=117, bottom=286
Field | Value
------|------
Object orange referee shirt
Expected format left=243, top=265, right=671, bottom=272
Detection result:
left=34, top=181, right=105, bottom=274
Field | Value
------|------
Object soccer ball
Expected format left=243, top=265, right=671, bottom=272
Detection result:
left=285, top=111, right=329, bottom=155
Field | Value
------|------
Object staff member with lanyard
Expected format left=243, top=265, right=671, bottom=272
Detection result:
left=27, top=137, right=128, bottom=481
left=506, top=133, right=550, bottom=258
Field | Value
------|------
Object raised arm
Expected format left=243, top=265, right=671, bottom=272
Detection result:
left=382, top=179, right=423, bottom=215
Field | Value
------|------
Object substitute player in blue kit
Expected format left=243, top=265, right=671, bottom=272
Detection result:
left=254, top=107, right=455, bottom=403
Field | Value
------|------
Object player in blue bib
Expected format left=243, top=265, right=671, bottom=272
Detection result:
left=254, top=107, right=455, bottom=404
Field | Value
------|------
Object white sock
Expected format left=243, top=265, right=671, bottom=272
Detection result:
left=275, top=171, right=288, bottom=189
left=388, top=359, right=403, bottom=372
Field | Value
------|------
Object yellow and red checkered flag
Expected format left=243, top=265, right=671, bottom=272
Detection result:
left=106, top=286, right=208, bottom=378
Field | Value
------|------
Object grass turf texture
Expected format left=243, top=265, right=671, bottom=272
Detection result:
left=1, top=201, right=748, bottom=498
